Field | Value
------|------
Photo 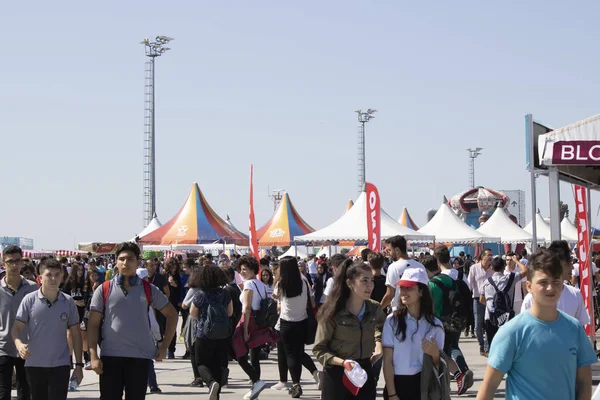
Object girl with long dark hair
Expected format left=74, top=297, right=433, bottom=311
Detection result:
left=382, top=268, right=445, bottom=400
left=313, top=259, right=386, bottom=400
left=313, top=262, right=331, bottom=307
left=164, top=257, right=182, bottom=359
left=271, top=257, right=311, bottom=397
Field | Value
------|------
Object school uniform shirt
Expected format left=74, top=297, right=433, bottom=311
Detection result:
left=240, top=279, right=269, bottom=311
left=0, top=277, right=38, bottom=358
left=16, top=290, right=79, bottom=367
left=482, top=271, right=522, bottom=321
left=521, top=283, right=589, bottom=326
left=90, top=275, right=169, bottom=359
left=385, top=259, right=426, bottom=311
left=382, top=313, right=445, bottom=375
left=488, top=310, right=596, bottom=400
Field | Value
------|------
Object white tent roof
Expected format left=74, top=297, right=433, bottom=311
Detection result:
left=560, top=217, right=579, bottom=242
left=280, top=246, right=309, bottom=259
left=294, top=192, right=435, bottom=243
left=523, top=213, right=578, bottom=243
left=477, top=207, right=542, bottom=243
left=136, top=216, right=163, bottom=239
left=418, top=202, right=500, bottom=243
left=316, top=247, right=334, bottom=258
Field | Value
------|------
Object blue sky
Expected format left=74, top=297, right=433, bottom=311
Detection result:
left=3, top=1, right=600, bottom=249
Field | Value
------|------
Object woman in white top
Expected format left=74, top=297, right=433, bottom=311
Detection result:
left=231, top=256, right=278, bottom=400
left=272, top=257, right=313, bottom=398
left=382, top=268, right=445, bottom=400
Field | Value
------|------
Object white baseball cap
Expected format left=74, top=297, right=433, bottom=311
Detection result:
left=397, top=267, right=428, bottom=288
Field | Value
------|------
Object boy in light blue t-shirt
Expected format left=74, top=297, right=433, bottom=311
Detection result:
left=477, top=249, right=596, bottom=400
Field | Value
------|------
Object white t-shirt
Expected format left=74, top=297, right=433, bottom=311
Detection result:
left=273, top=281, right=308, bottom=322
left=382, top=313, right=444, bottom=375
left=440, top=268, right=470, bottom=289
left=572, top=262, right=598, bottom=289
left=307, top=260, right=318, bottom=275
left=521, top=283, right=590, bottom=326
left=385, top=259, right=426, bottom=311
left=322, top=277, right=335, bottom=299
left=240, top=279, right=269, bottom=311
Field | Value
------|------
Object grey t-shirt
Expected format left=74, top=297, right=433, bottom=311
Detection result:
left=183, top=287, right=200, bottom=308
left=483, top=271, right=522, bottom=321
left=90, top=275, right=169, bottom=359
left=16, top=290, right=79, bottom=367
left=0, top=278, right=38, bottom=357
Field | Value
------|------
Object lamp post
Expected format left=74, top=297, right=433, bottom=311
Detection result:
left=356, top=109, right=376, bottom=194
left=466, top=147, right=483, bottom=189
left=141, top=36, right=173, bottom=227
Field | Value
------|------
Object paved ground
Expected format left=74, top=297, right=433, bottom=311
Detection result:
left=61, top=335, right=508, bottom=399
left=22, top=335, right=599, bottom=399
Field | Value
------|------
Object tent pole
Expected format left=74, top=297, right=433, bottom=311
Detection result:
left=527, top=114, right=538, bottom=252
left=548, top=167, right=562, bottom=241
left=294, top=241, right=298, bottom=257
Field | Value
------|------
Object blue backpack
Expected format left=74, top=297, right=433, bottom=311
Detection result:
left=201, top=291, right=232, bottom=340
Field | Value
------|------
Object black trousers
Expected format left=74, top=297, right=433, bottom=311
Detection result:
left=276, top=339, right=317, bottom=383
left=485, top=320, right=499, bottom=348
left=100, top=356, right=150, bottom=400
left=168, top=305, right=180, bottom=354
left=0, top=356, right=29, bottom=400
left=237, top=347, right=261, bottom=383
left=279, top=319, right=308, bottom=385
left=190, top=341, right=201, bottom=379
left=25, top=366, right=69, bottom=400
left=194, top=337, right=227, bottom=391
left=321, top=359, right=375, bottom=400
left=383, top=373, right=421, bottom=400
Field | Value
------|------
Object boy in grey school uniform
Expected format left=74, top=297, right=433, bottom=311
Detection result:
left=87, top=242, right=178, bottom=400
left=0, top=245, right=38, bottom=400
left=12, top=258, right=83, bottom=400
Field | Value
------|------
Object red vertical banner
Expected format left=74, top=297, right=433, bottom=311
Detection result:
left=366, top=182, right=381, bottom=251
left=574, top=185, right=594, bottom=336
left=249, top=165, right=259, bottom=261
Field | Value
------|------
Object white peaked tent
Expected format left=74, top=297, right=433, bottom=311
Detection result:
left=294, top=192, right=435, bottom=243
left=560, top=217, right=579, bottom=242
left=136, top=216, right=163, bottom=239
left=523, top=213, right=577, bottom=243
left=477, top=206, right=542, bottom=243
left=316, top=247, right=334, bottom=258
left=280, top=246, right=309, bottom=259
left=419, top=202, right=500, bottom=243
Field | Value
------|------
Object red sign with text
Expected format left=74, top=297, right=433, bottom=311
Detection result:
left=552, top=141, right=600, bottom=165
left=249, top=165, right=259, bottom=261
left=574, top=185, right=594, bottom=335
left=366, top=182, right=381, bottom=251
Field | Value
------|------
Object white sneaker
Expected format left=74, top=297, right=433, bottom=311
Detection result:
left=313, top=370, right=321, bottom=387
left=271, top=381, right=290, bottom=390
left=249, top=380, right=266, bottom=400
left=208, top=382, right=219, bottom=400
left=243, top=390, right=252, bottom=400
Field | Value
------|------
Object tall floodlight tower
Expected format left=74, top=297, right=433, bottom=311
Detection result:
left=466, top=147, right=483, bottom=189
left=356, top=109, right=376, bottom=194
left=141, top=36, right=173, bottom=227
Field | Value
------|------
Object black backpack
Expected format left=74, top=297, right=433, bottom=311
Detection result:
left=431, top=271, right=472, bottom=332
left=201, top=290, right=232, bottom=340
left=252, top=281, right=278, bottom=329
left=487, top=273, right=516, bottom=327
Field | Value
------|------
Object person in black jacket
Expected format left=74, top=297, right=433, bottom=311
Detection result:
left=220, top=266, right=242, bottom=387
left=313, top=263, right=331, bottom=307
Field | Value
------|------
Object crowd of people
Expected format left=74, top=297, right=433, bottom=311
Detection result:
left=0, top=235, right=597, bottom=400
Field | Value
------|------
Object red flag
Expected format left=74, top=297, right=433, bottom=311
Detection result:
left=249, top=165, right=259, bottom=261
left=366, top=182, right=381, bottom=251
left=574, top=185, right=594, bottom=336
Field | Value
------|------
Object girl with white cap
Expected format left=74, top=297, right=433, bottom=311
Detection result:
left=382, top=267, right=445, bottom=400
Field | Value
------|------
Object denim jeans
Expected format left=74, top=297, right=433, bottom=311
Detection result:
left=443, top=331, right=469, bottom=373
left=473, top=299, right=486, bottom=350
